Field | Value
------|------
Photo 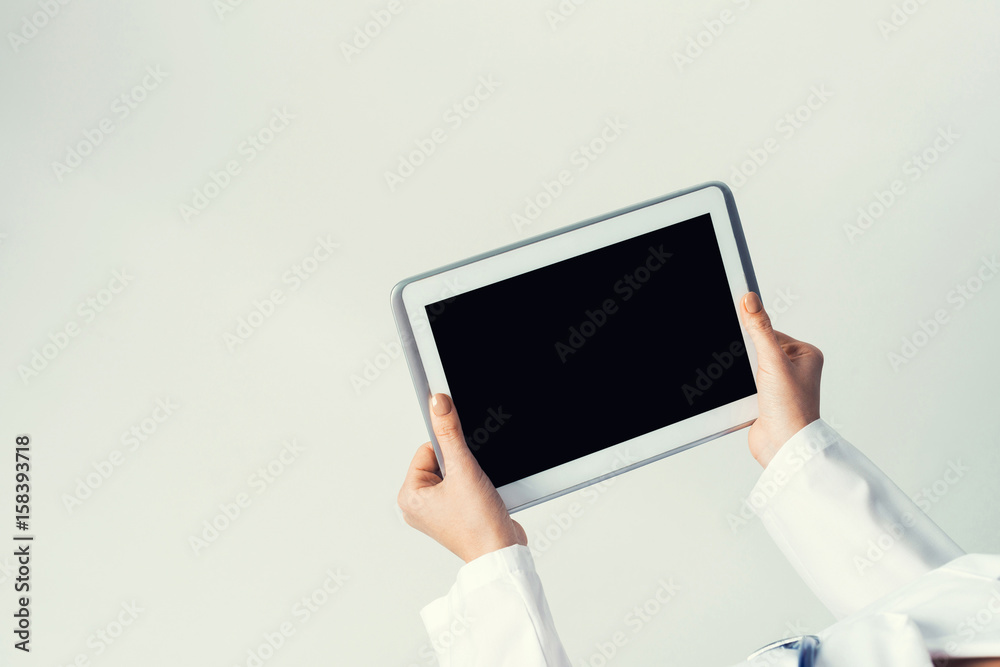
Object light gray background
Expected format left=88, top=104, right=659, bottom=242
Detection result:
left=2, top=1, right=999, bottom=665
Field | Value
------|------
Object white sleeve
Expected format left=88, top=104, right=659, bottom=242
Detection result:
left=421, top=544, right=572, bottom=666
left=750, top=418, right=965, bottom=619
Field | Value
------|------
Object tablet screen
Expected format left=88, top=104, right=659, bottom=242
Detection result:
left=426, top=213, right=756, bottom=488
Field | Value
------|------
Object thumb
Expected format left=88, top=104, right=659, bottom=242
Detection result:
left=429, top=393, right=477, bottom=476
left=740, top=292, right=784, bottom=366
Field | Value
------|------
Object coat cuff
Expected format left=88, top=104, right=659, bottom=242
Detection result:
left=420, top=544, right=536, bottom=636
left=751, top=418, right=840, bottom=501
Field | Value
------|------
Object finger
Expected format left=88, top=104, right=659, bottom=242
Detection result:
left=512, top=519, right=528, bottom=547
left=429, top=393, right=477, bottom=474
left=773, top=329, right=801, bottom=346
left=773, top=329, right=808, bottom=357
left=409, top=441, right=441, bottom=476
left=402, top=442, right=442, bottom=491
left=740, top=292, right=785, bottom=366
left=773, top=329, right=823, bottom=364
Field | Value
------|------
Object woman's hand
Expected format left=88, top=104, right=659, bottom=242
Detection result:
left=739, top=292, right=825, bottom=467
left=397, top=393, right=527, bottom=563
left=398, top=293, right=822, bottom=555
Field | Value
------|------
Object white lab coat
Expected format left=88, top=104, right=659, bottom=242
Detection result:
left=420, top=419, right=1000, bottom=666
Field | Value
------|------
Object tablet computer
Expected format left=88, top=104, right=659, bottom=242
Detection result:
left=391, top=181, right=760, bottom=512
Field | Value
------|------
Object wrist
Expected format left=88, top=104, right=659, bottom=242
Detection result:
left=462, top=530, right=521, bottom=563
left=751, top=416, right=817, bottom=468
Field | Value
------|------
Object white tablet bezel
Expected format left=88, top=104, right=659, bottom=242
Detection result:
left=391, top=182, right=759, bottom=512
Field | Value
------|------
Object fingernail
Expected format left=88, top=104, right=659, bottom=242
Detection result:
left=744, top=292, right=762, bottom=314
left=431, top=393, right=452, bottom=416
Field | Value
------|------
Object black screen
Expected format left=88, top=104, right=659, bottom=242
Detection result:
left=426, top=213, right=756, bottom=488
